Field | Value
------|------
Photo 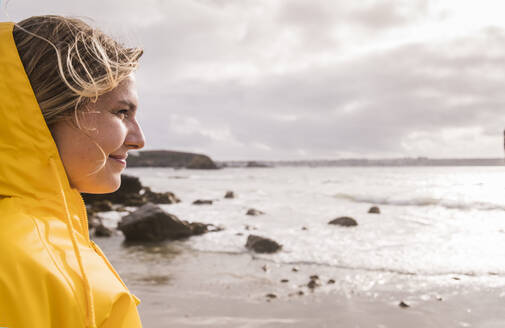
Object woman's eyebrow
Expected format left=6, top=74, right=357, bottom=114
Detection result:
left=117, top=100, right=137, bottom=110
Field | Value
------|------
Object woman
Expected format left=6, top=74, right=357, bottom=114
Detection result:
left=0, top=15, right=145, bottom=327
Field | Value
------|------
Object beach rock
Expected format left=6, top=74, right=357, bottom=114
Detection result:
left=368, top=206, right=380, bottom=214
left=118, top=203, right=193, bottom=242
left=94, top=224, right=113, bottom=237
left=91, top=200, right=113, bottom=212
left=245, top=234, right=282, bottom=253
left=292, top=267, right=299, bottom=272
left=87, top=215, right=102, bottom=229
left=301, top=226, right=308, bottom=230
left=398, top=301, right=410, bottom=308
left=82, top=174, right=180, bottom=207
left=246, top=208, right=265, bottom=216
left=192, top=199, right=213, bottom=205
left=143, top=187, right=180, bottom=204
left=327, top=279, right=336, bottom=284
left=266, top=293, right=277, bottom=299
left=297, top=291, right=304, bottom=296
left=262, top=265, right=269, bottom=272
left=224, top=191, right=235, bottom=199
left=307, top=275, right=321, bottom=290
left=115, top=206, right=130, bottom=213
left=328, top=216, right=358, bottom=227
left=188, top=222, right=208, bottom=235
left=281, top=279, right=289, bottom=283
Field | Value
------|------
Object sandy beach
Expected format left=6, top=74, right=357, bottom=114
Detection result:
left=95, top=234, right=505, bottom=328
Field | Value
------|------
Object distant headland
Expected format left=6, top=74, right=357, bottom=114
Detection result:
left=127, top=151, right=505, bottom=168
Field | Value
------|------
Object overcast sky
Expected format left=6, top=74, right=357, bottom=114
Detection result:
left=3, top=0, right=505, bottom=160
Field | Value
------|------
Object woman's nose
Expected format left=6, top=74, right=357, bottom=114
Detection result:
left=125, top=119, right=145, bottom=150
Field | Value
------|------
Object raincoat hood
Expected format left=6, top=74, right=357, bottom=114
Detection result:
left=0, top=22, right=142, bottom=328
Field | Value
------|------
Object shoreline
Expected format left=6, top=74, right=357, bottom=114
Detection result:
left=95, top=235, right=505, bottom=328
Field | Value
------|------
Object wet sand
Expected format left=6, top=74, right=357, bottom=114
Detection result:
left=94, top=235, right=505, bottom=328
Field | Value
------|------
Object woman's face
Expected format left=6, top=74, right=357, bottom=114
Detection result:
left=51, top=75, right=145, bottom=194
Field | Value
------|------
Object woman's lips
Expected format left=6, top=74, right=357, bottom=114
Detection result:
left=109, top=154, right=127, bottom=166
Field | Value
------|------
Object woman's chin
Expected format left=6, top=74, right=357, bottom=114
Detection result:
left=74, top=175, right=121, bottom=194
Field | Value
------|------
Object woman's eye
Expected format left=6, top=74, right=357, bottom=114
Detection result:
left=116, top=109, right=129, bottom=119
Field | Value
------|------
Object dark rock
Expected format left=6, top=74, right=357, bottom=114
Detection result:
left=281, top=279, right=289, bottom=283
left=328, top=216, right=358, bottom=227
left=143, top=187, right=180, bottom=204
left=368, top=206, right=380, bottom=214
left=118, top=203, right=193, bottom=242
left=262, top=265, right=268, bottom=272
left=236, top=232, right=244, bottom=236
left=206, top=224, right=225, bottom=233
left=82, top=174, right=180, bottom=207
left=245, top=234, right=282, bottom=254
left=126, top=150, right=218, bottom=169
left=92, top=200, right=113, bottom=212
left=301, top=226, right=308, bottom=230
left=266, top=293, right=277, bottom=299
left=115, top=206, right=129, bottom=213
left=192, top=199, right=213, bottom=205
left=297, top=291, right=304, bottom=296
left=398, top=301, right=410, bottom=308
left=94, top=224, right=113, bottom=237
left=307, top=280, right=320, bottom=290
left=88, top=215, right=102, bottom=229
left=327, top=279, right=336, bottom=284
left=307, top=275, right=321, bottom=290
left=188, top=222, right=208, bottom=235
left=292, top=267, right=299, bottom=272
left=86, top=206, right=96, bottom=225
left=224, top=191, right=235, bottom=199
left=246, top=208, right=265, bottom=216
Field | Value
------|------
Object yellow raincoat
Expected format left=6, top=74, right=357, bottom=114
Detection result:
left=0, top=22, right=142, bottom=327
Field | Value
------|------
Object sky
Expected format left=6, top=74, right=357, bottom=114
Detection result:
left=3, top=0, right=505, bottom=160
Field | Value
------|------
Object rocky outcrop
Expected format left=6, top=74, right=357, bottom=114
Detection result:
left=246, top=208, right=265, bottom=216
left=118, top=203, right=193, bottom=242
left=245, top=234, right=282, bottom=253
left=117, top=203, right=222, bottom=242
left=224, top=191, right=235, bottom=199
left=82, top=174, right=180, bottom=208
left=328, top=216, right=358, bottom=227
left=368, top=206, right=380, bottom=214
left=192, top=199, right=213, bottom=205
left=126, top=150, right=218, bottom=169
left=94, top=224, right=113, bottom=237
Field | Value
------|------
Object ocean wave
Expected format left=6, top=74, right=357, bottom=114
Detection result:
left=334, top=192, right=505, bottom=211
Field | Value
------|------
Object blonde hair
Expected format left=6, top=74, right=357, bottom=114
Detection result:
left=13, top=15, right=143, bottom=127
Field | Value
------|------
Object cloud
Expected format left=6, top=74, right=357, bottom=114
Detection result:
left=5, top=0, right=505, bottom=159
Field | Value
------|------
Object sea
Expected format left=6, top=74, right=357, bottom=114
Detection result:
left=94, top=166, right=505, bottom=326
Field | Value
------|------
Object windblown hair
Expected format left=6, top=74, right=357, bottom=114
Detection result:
left=13, top=15, right=143, bottom=127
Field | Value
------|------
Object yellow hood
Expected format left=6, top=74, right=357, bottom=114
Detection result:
left=0, top=22, right=142, bottom=327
